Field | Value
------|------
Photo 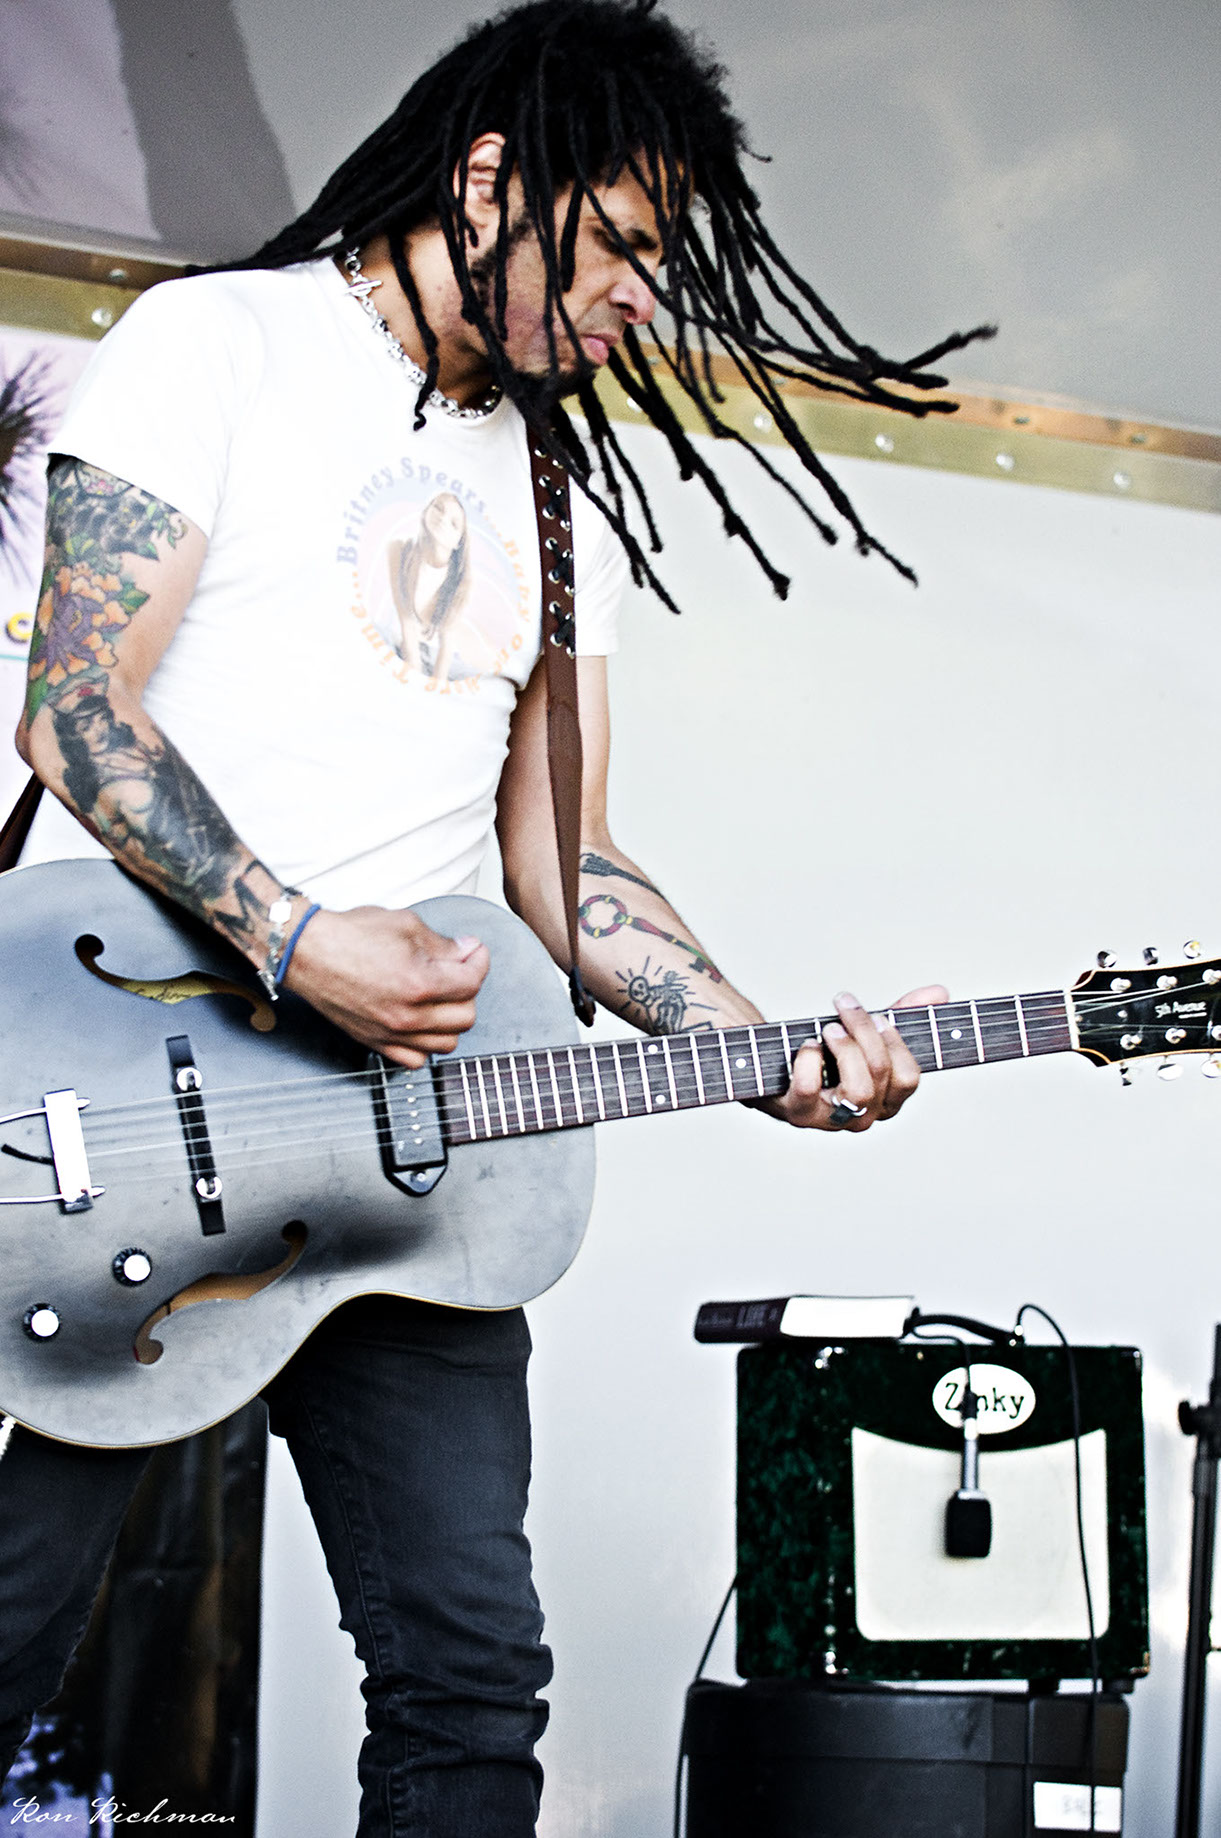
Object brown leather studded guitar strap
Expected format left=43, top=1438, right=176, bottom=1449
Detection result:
left=528, top=438, right=596, bottom=1026
left=0, top=773, right=42, bottom=874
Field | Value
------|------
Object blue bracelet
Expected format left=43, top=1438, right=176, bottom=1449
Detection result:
left=274, top=902, right=322, bottom=989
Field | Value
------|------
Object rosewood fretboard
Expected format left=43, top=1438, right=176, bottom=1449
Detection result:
left=432, top=992, right=1074, bottom=1145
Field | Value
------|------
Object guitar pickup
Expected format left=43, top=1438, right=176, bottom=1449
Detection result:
left=166, top=1035, right=225, bottom=1235
left=368, top=1056, right=447, bottom=1196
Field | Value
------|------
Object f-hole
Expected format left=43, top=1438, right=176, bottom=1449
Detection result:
left=133, top=1222, right=308, bottom=1366
left=75, top=935, right=276, bottom=1032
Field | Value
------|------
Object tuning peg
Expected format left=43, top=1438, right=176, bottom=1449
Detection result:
left=1157, top=1060, right=1183, bottom=1081
left=1143, top=947, right=1159, bottom=965
left=1096, top=950, right=1117, bottom=969
left=1203, top=1056, right=1221, bottom=1079
left=1184, top=941, right=1203, bottom=960
left=1119, top=1063, right=1133, bottom=1087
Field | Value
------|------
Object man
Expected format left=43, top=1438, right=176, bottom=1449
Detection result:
left=2, top=2, right=973, bottom=1830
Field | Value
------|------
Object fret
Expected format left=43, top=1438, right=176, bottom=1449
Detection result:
left=747, top=1027, right=764, bottom=1096
left=779, top=1022, right=794, bottom=1078
left=648, top=1039, right=675, bottom=1106
left=572, top=1046, right=602, bottom=1122
left=545, top=1049, right=564, bottom=1127
left=660, top=1037, right=679, bottom=1108
left=526, top=1052, right=546, bottom=1130
left=758, top=1025, right=792, bottom=1096
left=927, top=1007, right=944, bottom=1070
left=610, top=1041, right=629, bottom=1117
left=490, top=1057, right=510, bottom=1135
left=457, top=1060, right=478, bottom=1140
left=507, top=1054, right=529, bottom=1133
left=688, top=1032, right=706, bottom=1106
left=588, top=1045, right=608, bottom=1121
left=969, top=999, right=985, bottom=1064
left=473, top=1059, right=493, bottom=1138
left=1020, top=992, right=1074, bottom=1056
left=635, top=1041, right=655, bottom=1112
left=565, top=1048, right=585, bottom=1125
left=695, top=1032, right=730, bottom=1104
left=1015, top=997, right=1030, bottom=1057
left=717, top=1030, right=735, bottom=1098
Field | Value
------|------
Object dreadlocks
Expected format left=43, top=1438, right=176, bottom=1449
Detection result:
left=223, top=0, right=993, bottom=601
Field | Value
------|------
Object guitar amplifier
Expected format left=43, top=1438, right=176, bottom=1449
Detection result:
left=736, top=1341, right=1149, bottom=1683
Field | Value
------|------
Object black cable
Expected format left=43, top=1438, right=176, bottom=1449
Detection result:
left=1016, top=1303, right=1100, bottom=1834
left=673, top=1575, right=736, bottom=1838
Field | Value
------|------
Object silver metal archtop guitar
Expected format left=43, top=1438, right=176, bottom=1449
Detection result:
left=1, top=858, right=1217, bottom=1448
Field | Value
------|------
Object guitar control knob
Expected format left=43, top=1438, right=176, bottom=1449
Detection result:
left=23, top=1305, right=60, bottom=1341
left=1165, top=1027, right=1187, bottom=1045
left=1096, top=951, right=1117, bottom=969
left=1144, top=947, right=1160, bottom=965
left=1158, top=1060, right=1183, bottom=1080
left=113, top=1250, right=152, bottom=1286
left=1157, top=975, right=1178, bottom=991
left=1185, top=941, right=1204, bottom=960
left=1120, top=1033, right=1143, bottom=1051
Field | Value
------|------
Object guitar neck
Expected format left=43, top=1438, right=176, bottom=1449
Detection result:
left=434, top=990, right=1075, bottom=1145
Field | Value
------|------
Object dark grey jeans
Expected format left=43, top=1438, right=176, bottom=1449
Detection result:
left=0, top=1296, right=552, bottom=1836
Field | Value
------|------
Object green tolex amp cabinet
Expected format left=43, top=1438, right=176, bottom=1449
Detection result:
left=736, top=1341, right=1149, bottom=1684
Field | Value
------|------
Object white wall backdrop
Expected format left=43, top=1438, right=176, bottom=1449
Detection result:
left=256, top=428, right=1221, bottom=1836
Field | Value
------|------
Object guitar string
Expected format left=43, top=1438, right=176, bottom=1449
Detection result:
left=71, top=1013, right=1115, bottom=1159
left=70, top=1033, right=1088, bottom=1185
left=62, top=990, right=1083, bottom=1132
left=6, top=985, right=1199, bottom=1174
left=76, top=1005, right=1079, bottom=1144
left=74, top=1018, right=1086, bottom=1172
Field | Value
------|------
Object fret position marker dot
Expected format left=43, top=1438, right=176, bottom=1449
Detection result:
left=735, top=1057, right=747, bottom=1069
left=950, top=1029, right=963, bottom=1040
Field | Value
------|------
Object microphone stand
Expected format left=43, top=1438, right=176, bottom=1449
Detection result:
left=1176, top=1325, right=1221, bottom=1838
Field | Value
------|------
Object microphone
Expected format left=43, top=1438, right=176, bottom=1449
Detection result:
left=945, top=1375, right=992, bottom=1558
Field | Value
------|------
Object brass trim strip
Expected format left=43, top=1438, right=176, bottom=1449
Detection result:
left=0, top=266, right=146, bottom=343
left=0, top=229, right=1215, bottom=511
left=596, top=358, right=1221, bottom=515
left=0, top=223, right=188, bottom=290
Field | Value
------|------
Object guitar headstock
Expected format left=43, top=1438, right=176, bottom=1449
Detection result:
left=1071, top=944, right=1221, bottom=1071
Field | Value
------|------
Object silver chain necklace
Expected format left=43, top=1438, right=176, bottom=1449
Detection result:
left=341, top=249, right=501, bottom=422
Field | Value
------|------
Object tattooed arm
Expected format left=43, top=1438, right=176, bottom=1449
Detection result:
left=17, top=459, right=486, bottom=1067
left=497, top=657, right=944, bottom=1132
left=16, top=459, right=297, bottom=953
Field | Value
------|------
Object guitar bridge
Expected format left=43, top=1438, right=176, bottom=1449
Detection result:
left=368, top=1056, right=447, bottom=1196
left=0, top=1090, right=104, bottom=1213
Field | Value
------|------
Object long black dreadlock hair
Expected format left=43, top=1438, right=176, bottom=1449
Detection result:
left=223, top=0, right=993, bottom=602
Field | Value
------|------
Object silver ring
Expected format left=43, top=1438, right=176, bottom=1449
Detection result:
left=828, top=1097, right=867, bottom=1127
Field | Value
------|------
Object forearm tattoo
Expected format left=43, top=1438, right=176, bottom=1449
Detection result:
left=577, top=891, right=724, bottom=983
left=26, top=460, right=283, bottom=945
left=578, top=849, right=662, bottom=898
left=616, top=959, right=716, bottom=1034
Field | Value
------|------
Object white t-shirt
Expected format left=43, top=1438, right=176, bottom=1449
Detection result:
left=31, top=258, right=625, bottom=908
